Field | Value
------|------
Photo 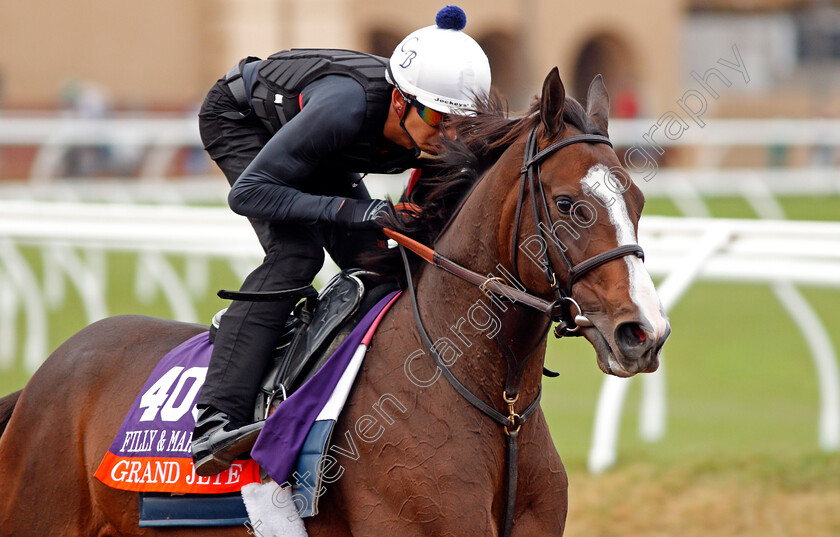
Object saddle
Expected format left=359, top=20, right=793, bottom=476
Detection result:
left=210, top=269, right=398, bottom=422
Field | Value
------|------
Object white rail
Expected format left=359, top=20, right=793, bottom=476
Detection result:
left=0, top=201, right=838, bottom=468
left=610, top=119, right=840, bottom=147
left=0, top=115, right=201, bottom=182
left=3, top=115, right=840, bottom=187
left=3, top=202, right=839, bottom=282
left=5, top=115, right=840, bottom=148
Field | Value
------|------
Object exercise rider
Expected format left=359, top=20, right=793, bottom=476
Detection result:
left=191, top=6, right=491, bottom=476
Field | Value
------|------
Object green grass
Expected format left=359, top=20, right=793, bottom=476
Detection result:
left=2, top=195, right=839, bottom=472
left=644, top=194, right=840, bottom=221
left=564, top=453, right=840, bottom=537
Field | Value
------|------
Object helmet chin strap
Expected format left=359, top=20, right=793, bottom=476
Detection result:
left=386, top=62, right=423, bottom=158
left=397, top=106, right=423, bottom=158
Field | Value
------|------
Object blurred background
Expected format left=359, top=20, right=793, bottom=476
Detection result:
left=1, top=1, right=840, bottom=535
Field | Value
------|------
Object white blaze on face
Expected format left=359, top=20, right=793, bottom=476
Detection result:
left=580, top=164, right=669, bottom=338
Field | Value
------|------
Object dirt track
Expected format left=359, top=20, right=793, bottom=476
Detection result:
left=565, top=455, right=840, bottom=537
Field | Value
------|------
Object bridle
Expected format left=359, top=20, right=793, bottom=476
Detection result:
left=513, top=128, right=645, bottom=337
left=387, top=126, right=645, bottom=537
left=389, top=127, right=646, bottom=339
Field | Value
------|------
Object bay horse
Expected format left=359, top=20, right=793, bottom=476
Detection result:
left=0, top=69, right=669, bottom=536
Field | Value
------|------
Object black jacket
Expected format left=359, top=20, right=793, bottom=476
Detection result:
left=227, top=51, right=420, bottom=225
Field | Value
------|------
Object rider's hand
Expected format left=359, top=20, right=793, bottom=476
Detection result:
left=335, top=199, right=389, bottom=230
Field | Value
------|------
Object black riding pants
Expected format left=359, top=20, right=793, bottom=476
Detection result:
left=195, top=78, right=376, bottom=423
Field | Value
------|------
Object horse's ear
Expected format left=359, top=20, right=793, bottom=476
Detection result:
left=586, top=74, right=610, bottom=133
left=540, top=67, right=565, bottom=137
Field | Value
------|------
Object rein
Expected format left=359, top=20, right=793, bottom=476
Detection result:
left=387, top=126, right=646, bottom=537
left=381, top=229, right=558, bottom=316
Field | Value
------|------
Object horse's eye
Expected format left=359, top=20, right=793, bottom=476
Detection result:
left=555, top=197, right=573, bottom=214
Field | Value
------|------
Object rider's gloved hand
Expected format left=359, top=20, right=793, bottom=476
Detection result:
left=334, top=198, right=389, bottom=230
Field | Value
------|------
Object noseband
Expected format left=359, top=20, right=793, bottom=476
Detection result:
left=513, top=128, right=645, bottom=336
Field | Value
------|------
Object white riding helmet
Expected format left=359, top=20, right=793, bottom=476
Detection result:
left=386, top=6, right=491, bottom=115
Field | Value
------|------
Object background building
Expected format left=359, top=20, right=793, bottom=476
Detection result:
left=3, top=1, right=838, bottom=117
left=0, top=0, right=683, bottom=114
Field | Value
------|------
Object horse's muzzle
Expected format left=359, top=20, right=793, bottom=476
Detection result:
left=583, top=312, right=670, bottom=377
left=613, top=320, right=670, bottom=374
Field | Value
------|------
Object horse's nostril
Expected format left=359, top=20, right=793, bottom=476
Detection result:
left=616, top=322, right=648, bottom=348
left=614, top=321, right=657, bottom=364
left=631, top=324, right=646, bottom=343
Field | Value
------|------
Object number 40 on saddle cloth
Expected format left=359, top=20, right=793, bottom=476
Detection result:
left=94, top=331, right=260, bottom=494
left=95, top=290, right=401, bottom=496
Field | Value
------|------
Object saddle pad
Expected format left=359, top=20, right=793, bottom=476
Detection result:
left=94, top=332, right=261, bottom=494
left=138, top=491, right=248, bottom=527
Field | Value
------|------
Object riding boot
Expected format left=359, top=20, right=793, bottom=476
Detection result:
left=193, top=252, right=319, bottom=475
left=191, top=404, right=264, bottom=476
left=192, top=294, right=298, bottom=476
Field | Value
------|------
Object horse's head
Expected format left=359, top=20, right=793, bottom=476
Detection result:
left=505, top=68, right=670, bottom=377
left=369, top=67, right=668, bottom=377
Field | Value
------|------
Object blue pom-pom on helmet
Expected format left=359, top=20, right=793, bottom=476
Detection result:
left=435, top=5, right=467, bottom=31
left=386, top=5, right=490, bottom=115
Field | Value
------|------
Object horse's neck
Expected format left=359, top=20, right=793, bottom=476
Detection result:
left=412, top=154, right=548, bottom=407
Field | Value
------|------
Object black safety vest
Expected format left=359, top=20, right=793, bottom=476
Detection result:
left=250, top=48, right=416, bottom=174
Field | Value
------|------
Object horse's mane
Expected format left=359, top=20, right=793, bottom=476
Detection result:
left=360, top=91, right=605, bottom=281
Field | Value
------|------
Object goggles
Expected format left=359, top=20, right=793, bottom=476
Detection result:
left=412, top=102, right=445, bottom=128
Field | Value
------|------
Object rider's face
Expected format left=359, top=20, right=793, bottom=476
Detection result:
left=385, top=90, right=450, bottom=154
left=401, top=103, right=447, bottom=154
